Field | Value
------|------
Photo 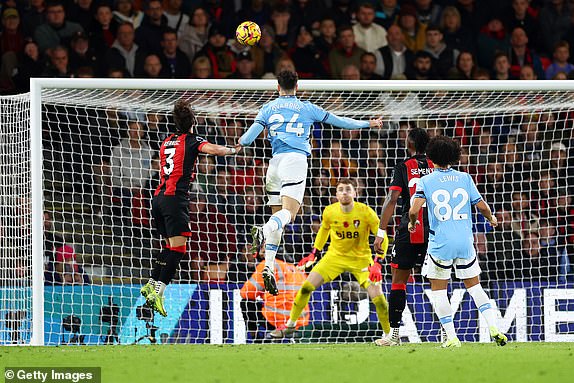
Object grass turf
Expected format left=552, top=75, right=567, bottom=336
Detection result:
left=2, top=343, right=572, bottom=383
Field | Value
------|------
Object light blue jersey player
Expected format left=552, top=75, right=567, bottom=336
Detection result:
left=238, top=70, right=382, bottom=296
left=409, top=135, right=507, bottom=348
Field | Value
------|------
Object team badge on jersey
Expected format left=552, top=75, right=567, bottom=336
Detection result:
left=343, top=222, right=349, bottom=228
left=354, top=219, right=360, bottom=228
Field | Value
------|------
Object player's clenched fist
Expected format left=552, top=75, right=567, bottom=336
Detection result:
left=373, top=229, right=389, bottom=258
left=297, top=248, right=317, bottom=270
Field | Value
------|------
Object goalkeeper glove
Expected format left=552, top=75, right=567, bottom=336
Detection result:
left=297, top=248, right=318, bottom=271
left=368, top=259, right=383, bottom=284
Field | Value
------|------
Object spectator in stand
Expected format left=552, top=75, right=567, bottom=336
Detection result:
left=136, top=0, right=168, bottom=55
left=396, top=4, right=427, bottom=53
left=274, top=56, right=296, bottom=76
left=21, top=0, right=45, bottom=38
left=68, top=32, right=100, bottom=75
left=309, top=167, right=333, bottom=214
left=290, top=0, right=325, bottom=32
left=251, top=26, right=283, bottom=78
left=415, top=0, right=442, bottom=26
left=202, top=0, right=236, bottom=38
left=228, top=51, right=257, bottom=79
left=454, top=0, right=491, bottom=41
left=140, top=53, right=163, bottom=77
left=353, top=3, right=387, bottom=53
left=90, top=4, right=119, bottom=58
left=519, top=63, right=537, bottom=79
left=472, top=67, right=491, bottom=79
left=105, top=22, right=146, bottom=77
left=190, top=55, right=211, bottom=78
left=359, top=52, right=383, bottom=80
left=34, top=1, right=84, bottom=55
left=509, top=26, right=544, bottom=80
left=374, top=0, right=400, bottom=30
left=185, top=193, right=236, bottom=283
left=110, top=120, right=154, bottom=227
left=195, top=24, right=235, bottom=79
left=13, top=39, right=45, bottom=92
left=289, top=25, right=328, bottom=79
left=545, top=41, right=574, bottom=79
left=503, top=0, right=539, bottom=51
left=492, top=51, right=515, bottom=80
left=328, top=25, right=365, bottom=79
left=499, top=141, right=523, bottom=190
left=485, top=208, right=522, bottom=281
left=237, top=0, right=270, bottom=29
left=196, top=154, right=217, bottom=198
left=341, top=64, right=360, bottom=80
left=407, top=50, right=436, bottom=80
left=159, top=29, right=191, bottom=78
left=234, top=185, right=266, bottom=246
left=477, top=17, right=510, bottom=70
left=423, top=24, right=459, bottom=79
left=42, top=45, right=73, bottom=77
left=68, top=0, right=95, bottom=31
left=440, top=5, right=474, bottom=54
left=538, top=0, right=571, bottom=56
left=163, top=0, right=189, bottom=34
left=447, top=50, right=476, bottom=79
left=0, top=8, right=23, bottom=91
left=315, top=18, right=336, bottom=65
left=555, top=189, right=574, bottom=269
left=511, top=190, right=538, bottom=237
left=113, top=0, right=144, bottom=29
left=321, top=140, right=358, bottom=186
left=327, top=0, right=353, bottom=27
left=269, top=5, right=295, bottom=51
left=549, top=142, right=568, bottom=187
left=552, top=71, right=568, bottom=79
left=374, top=24, right=414, bottom=79
left=178, top=7, right=210, bottom=65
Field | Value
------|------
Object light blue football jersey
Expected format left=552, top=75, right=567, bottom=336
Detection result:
left=239, top=95, right=369, bottom=156
left=414, top=168, right=483, bottom=261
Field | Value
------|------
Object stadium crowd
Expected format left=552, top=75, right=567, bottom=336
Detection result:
left=28, top=0, right=574, bottom=285
left=5, top=0, right=574, bottom=92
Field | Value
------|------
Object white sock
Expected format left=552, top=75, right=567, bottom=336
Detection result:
left=467, top=284, right=498, bottom=329
left=263, top=209, right=291, bottom=236
left=147, top=278, right=155, bottom=286
left=286, top=319, right=296, bottom=328
left=264, top=228, right=282, bottom=272
left=155, top=281, right=166, bottom=296
left=431, top=289, right=457, bottom=340
left=389, top=327, right=400, bottom=341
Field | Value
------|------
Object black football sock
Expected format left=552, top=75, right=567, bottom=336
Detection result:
left=389, top=283, right=407, bottom=328
left=159, top=247, right=185, bottom=285
left=150, top=247, right=169, bottom=282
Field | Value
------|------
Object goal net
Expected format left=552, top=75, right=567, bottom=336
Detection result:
left=5, top=79, right=574, bottom=345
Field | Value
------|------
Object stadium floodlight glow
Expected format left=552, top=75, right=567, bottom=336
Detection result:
left=6, top=78, right=571, bottom=346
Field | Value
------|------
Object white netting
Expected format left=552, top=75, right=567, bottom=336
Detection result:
left=7, top=81, right=574, bottom=345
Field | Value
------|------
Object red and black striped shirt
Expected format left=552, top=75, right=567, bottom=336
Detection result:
left=389, top=154, right=434, bottom=244
left=154, top=133, right=207, bottom=197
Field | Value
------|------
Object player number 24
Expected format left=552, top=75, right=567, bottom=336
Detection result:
left=431, top=188, right=469, bottom=221
left=268, top=113, right=305, bottom=136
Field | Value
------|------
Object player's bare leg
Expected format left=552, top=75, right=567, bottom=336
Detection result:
left=256, top=197, right=299, bottom=296
left=375, top=268, right=411, bottom=346
left=463, top=276, right=508, bottom=346
left=269, top=272, right=323, bottom=338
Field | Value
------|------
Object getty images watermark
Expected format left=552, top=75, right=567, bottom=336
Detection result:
left=4, top=368, right=100, bottom=383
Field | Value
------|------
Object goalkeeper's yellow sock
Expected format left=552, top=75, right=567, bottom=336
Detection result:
left=373, top=294, right=391, bottom=334
left=288, top=280, right=316, bottom=325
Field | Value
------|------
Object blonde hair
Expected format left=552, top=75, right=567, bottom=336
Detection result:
left=440, top=6, right=461, bottom=31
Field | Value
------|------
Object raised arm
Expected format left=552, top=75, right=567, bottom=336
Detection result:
left=200, top=142, right=242, bottom=156
left=324, top=113, right=383, bottom=130
left=238, top=122, right=265, bottom=146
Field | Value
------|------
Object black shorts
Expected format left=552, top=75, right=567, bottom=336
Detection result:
left=152, top=194, right=190, bottom=238
left=390, top=242, right=428, bottom=270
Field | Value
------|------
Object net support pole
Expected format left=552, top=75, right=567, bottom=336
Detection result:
left=30, top=78, right=44, bottom=346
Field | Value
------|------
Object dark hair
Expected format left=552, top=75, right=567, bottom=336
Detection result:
left=426, top=135, right=461, bottom=167
left=173, top=99, right=196, bottom=133
left=336, top=178, right=357, bottom=188
left=407, top=127, right=430, bottom=153
left=277, top=70, right=298, bottom=91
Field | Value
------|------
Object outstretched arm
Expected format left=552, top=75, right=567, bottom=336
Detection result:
left=200, top=142, right=242, bottom=156
left=475, top=200, right=498, bottom=228
left=373, top=189, right=401, bottom=254
left=238, top=122, right=265, bottom=146
left=324, top=113, right=383, bottom=130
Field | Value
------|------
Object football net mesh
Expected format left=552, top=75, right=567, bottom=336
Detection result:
left=4, top=84, right=574, bottom=344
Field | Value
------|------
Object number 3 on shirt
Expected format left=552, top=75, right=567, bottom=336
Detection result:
left=268, top=113, right=304, bottom=136
left=163, top=147, right=176, bottom=175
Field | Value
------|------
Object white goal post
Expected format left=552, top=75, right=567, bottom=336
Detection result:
left=7, top=79, right=574, bottom=345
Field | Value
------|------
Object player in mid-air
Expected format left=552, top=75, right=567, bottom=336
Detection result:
left=373, top=127, right=433, bottom=346
left=141, top=100, right=241, bottom=316
left=269, top=178, right=390, bottom=338
left=409, top=135, right=508, bottom=348
left=238, top=70, right=383, bottom=295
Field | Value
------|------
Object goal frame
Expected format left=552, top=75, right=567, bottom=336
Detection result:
left=29, top=78, right=574, bottom=345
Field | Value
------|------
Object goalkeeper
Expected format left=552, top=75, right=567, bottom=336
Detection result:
left=270, top=178, right=390, bottom=338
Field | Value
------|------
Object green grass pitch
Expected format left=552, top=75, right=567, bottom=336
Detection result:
left=3, top=343, right=572, bottom=383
